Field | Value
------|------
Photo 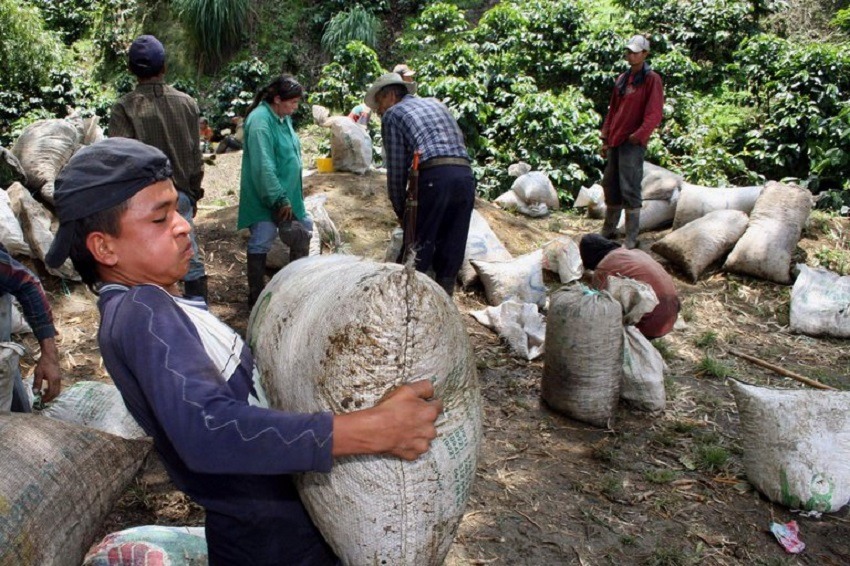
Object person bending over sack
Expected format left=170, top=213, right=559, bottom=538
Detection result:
left=45, top=137, right=443, bottom=565
left=579, top=234, right=679, bottom=339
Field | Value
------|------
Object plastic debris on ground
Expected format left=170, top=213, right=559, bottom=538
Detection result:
left=770, top=520, right=805, bottom=554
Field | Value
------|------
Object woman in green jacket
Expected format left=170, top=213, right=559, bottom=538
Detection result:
left=238, top=74, right=312, bottom=306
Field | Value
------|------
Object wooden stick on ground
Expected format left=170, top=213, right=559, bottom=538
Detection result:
left=727, top=348, right=838, bottom=391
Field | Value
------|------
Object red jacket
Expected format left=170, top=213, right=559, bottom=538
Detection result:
left=592, top=248, right=679, bottom=339
left=600, top=65, right=664, bottom=148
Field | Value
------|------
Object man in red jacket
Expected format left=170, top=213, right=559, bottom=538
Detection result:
left=599, top=34, right=664, bottom=249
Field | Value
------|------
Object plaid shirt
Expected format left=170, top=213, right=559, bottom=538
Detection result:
left=381, top=95, right=468, bottom=219
left=0, top=245, right=56, bottom=341
left=108, top=81, right=204, bottom=201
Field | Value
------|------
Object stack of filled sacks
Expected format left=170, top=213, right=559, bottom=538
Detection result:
left=653, top=181, right=812, bottom=283
left=0, top=115, right=105, bottom=281
left=574, top=162, right=682, bottom=232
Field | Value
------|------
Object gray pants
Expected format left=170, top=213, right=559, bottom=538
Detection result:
left=0, top=294, right=31, bottom=412
left=602, top=142, right=645, bottom=209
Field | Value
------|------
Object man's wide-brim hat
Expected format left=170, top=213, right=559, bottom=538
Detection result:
left=365, top=73, right=417, bottom=111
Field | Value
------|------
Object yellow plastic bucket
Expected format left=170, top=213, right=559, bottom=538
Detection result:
left=316, top=156, right=334, bottom=173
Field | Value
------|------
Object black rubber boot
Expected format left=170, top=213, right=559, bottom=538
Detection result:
left=600, top=205, right=622, bottom=239
left=437, top=277, right=456, bottom=297
left=183, top=275, right=208, bottom=303
left=623, top=208, right=641, bottom=249
left=247, top=253, right=267, bottom=307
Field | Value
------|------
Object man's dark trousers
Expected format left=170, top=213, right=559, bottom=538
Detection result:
left=413, top=164, right=475, bottom=289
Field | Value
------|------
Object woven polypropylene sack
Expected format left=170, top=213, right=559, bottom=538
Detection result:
left=7, top=182, right=79, bottom=281
left=84, top=525, right=207, bottom=565
left=621, top=327, right=666, bottom=412
left=247, top=255, right=481, bottom=565
left=472, top=249, right=546, bottom=308
left=790, top=264, right=850, bottom=338
left=652, top=209, right=749, bottom=282
left=511, top=171, right=558, bottom=209
left=41, top=380, right=148, bottom=440
left=542, top=285, right=623, bottom=427
left=0, top=188, right=30, bottom=257
left=723, top=181, right=812, bottom=284
left=11, top=118, right=82, bottom=203
left=641, top=162, right=682, bottom=201
left=326, top=116, right=372, bottom=174
left=673, top=183, right=763, bottom=229
left=459, top=209, right=513, bottom=287
left=730, top=379, right=850, bottom=513
left=0, top=413, right=151, bottom=566
left=615, top=195, right=678, bottom=235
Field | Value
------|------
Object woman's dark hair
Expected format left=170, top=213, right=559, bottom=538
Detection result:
left=246, top=74, right=303, bottom=116
left=68, top=201, right=130, bottom=291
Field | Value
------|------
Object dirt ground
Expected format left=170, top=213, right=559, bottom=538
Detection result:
left=22, top=148, right=850, bottom=565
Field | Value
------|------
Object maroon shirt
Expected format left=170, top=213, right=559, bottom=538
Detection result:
left=592, top=248, right=679, bottom=338
left=600, top=67, right=664, bottom=148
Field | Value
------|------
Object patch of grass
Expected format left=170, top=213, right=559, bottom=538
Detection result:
left=651, top=428, right=677, bottom=447
left=680, top=303, right=695, bottom=323
left=620, top=534, right=637, bottom=546
left=650, top=493, right=680, bottom=516
left=813, top=246, right=850, bottom=275
left=600, top=473, right=623, bottom=499
left=642, top=545, right=691, bottom=566
left=670, top=420, right=698, bottom=434
left=696, top=355, right=733, bottom=379
left=694, top=330, right=718, bottom=349
left=644, top=468, right=678, bottom=484
left=804, top=209, right=834, bottom=237
left=548, top=217, right=564, bottom=232
left=695, top=444, right=729, bottom=472
left=810, top=368, right=843, bottom=389
left=591, top=443, right=617, bottom=464
left=652, top=338, right=675, bottom=361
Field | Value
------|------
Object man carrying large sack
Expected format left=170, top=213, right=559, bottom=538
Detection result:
left=366, top=72, right=475, bottom=296
left=599, top=34, right=664, bottom=249
left=45, top=138, right=443, bottom=565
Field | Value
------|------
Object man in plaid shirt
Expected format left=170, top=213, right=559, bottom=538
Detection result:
left=366, top=73, right=475, bottom=296
left=108, top=35, right=208, bottom=302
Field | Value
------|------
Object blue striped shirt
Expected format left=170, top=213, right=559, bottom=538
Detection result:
left=381, top=95, right=469, bottom=218
left=0, top=244, right=56, bottom=341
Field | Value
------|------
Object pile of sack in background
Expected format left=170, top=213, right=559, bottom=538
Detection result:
left=1, top=114, right=104, bottom=281
left=493, top=161, right=560, bottom=217
left=312, top=105, right=372, bottom=175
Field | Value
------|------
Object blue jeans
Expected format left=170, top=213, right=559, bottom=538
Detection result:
left=177, top=191, right=206, bottom=282
left=0, top=294, right=31, bottom=412
left=247, top=216, right=314, bottom=255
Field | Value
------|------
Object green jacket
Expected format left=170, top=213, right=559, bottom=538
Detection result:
left=237, top=102, right=304, bottom=229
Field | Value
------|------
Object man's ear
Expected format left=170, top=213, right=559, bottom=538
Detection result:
left=86, top=232, right=119, bottom=266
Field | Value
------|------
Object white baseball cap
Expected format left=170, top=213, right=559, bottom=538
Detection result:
left=626, top=35, right=650, bottom=53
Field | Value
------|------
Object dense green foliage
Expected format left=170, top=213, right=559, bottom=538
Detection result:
left=1, top=0, right=849, bottom=210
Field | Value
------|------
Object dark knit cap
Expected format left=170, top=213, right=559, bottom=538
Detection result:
left=579, top=234, right=621, bottom=270
left=128, top=35, right=166, bottom=77
left=45, top=138, right=172, bottom=268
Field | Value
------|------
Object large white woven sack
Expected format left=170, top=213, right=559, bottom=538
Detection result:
left=730, top=379, right=850, bottom=513
left=325, top=116, right=372, bottom=174
left=459, top=209, right=513, bottom=286
left=673, top=183, right=763, bottom=229
left=723, top=181, right=812, bottom=284
left=0, top=413, right=151, bottom=565
left=790, top=264, right=850, bottom=338
left=641, top=162, right=682, bottom=201
left=0, top=188, right=31, bottom=257
left=472, top=249, right=546, bottom=308
left=247, top=255, right=481, bottom=566
left=511, top=171, right=559, bottom=209
left=40, top=380, right=148, bottom=440
left=542, top=284, right=623, bottom=428
left=7, top=182, right=80, bottom=280
left=11, top=118, right=82, bottom=203
left=621, top=327, right=666, bottom=412
left=652, top=209, right=749, bottom=282
left=615, top=191, right=679, bottom=234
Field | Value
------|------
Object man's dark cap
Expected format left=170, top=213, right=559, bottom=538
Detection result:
left=45, top=138, right=173, bottom=268
left=128, top=35, right=166, bottom=77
